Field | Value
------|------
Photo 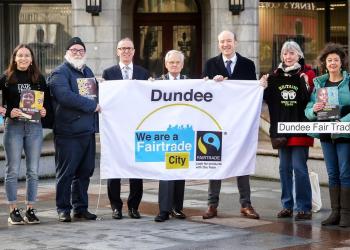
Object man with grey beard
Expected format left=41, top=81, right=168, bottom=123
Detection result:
left=48, top=37, right=101, bottom=222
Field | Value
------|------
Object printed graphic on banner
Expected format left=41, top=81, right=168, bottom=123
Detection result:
left=196, top=131, right=222, bottom=161
left=165, top=152, right=189, bottom=169
left=134, top=103, right=223, bottom=169
left=135, top=125, right=195, bottom=162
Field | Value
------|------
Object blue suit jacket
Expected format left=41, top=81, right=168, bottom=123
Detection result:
left=102, top=64, right=149, bottom=80
left=203, top=52, right=257, bottom=80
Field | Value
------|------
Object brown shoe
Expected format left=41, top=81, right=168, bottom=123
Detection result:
left=277, top=208, right=293, bottom=218
left=240, top=206, right=260, bottom=219
left=295, top=211, right=312, bottom=221
left=202, top=206, right=217, bottom=219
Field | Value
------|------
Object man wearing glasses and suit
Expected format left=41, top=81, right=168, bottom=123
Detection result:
left=102, top=37, right=149, bottom=220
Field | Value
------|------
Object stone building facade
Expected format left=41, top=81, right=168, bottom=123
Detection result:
left=0, top=0, right=349, bottom=77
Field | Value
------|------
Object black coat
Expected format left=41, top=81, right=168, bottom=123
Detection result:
left=203, top=53, right=256, bottom=80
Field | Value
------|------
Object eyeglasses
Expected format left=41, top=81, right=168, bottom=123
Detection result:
left=117, top=47, right=134, bottom=52
left=69, top=49, right=86, bottom=55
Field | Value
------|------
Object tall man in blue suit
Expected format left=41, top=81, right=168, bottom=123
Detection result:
left=202, top=30, right=260, bottom=220
left=102, top=38, right=149, bottom=220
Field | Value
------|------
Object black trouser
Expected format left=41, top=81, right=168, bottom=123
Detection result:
left=158, top=180, right=185, bottom=214
left=107, top=178, right=143, bottom=211
left=55, top=134, right=96, bottom=214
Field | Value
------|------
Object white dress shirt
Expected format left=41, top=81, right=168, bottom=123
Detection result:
left=222, top=53, right=237, bottom=75
left=119, top=62, right=134, bottom=79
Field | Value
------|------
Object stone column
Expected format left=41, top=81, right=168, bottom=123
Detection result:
left=71, top=0, right=121, bottom=76
left=208, top=0, right=259, bottom=75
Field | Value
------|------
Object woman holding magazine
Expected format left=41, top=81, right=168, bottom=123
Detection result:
left=264, top=41, right=315, bottom=221
left=305, top=43, right=350, bottom=227
left=0, top=44, right=50, bottom=225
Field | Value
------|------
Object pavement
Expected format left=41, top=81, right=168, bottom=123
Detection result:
left=0, top=132, right=350, bottom=249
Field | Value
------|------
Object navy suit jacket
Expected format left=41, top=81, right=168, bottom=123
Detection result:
left=203, top=52, right=257, bottom=80
left=102, top=64, right=149, bottom=80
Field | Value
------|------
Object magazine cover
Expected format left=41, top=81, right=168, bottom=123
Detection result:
left=317, top=87, right=340, bottom=121
left=19, top=90, right=44, bottom=123
left=77, top=78, right=97, bottom=100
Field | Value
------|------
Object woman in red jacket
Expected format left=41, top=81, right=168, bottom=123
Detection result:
left=264, top=40, right=315, bottom=221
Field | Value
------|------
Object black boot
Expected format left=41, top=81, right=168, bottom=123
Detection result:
left=322, top=186, right=340, bottom=226
left=339, top=187, right=350, bottom=227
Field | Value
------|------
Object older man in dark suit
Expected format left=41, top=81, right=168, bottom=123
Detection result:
left=102, top=37, right=149, bottom=220
left=202, top=30, right=260, bottom=220
left=154, top=50, right=187, bottom=222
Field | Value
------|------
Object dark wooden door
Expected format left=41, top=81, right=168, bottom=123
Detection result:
left=134, top=13, right=201, bottom=78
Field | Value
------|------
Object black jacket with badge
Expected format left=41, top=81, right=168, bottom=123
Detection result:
left=264, top=68, right=310, bottom=138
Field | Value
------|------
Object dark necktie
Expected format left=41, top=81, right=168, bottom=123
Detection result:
left=226, top=60, right=232, bottom=77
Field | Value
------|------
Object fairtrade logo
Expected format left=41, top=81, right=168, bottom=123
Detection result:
left=196, top=131, right=222, bottom=161
left=197, top=133, right=221, bottom=154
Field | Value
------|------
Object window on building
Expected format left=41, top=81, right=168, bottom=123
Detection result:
left=0, top=3, right=72, bottom=75
left=259, top=1, right=348, bottom=74
left=137, top=0, right=198, bottom=13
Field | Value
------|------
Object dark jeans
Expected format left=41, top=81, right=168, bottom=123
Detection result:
left=321, top=142, right=350, bottom=188
left=55, top=134, right=96, bottom=214
left=278, top=146, right=311, bottom=212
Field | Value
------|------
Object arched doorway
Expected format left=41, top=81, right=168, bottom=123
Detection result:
left=0, top=1, right=72, bottom=75
left=133, top=0, right=201, bottom=78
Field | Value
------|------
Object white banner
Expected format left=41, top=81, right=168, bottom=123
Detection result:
left=99, top=79, right=263, bottom=180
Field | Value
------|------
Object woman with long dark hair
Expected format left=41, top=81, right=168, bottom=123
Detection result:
left=0, top=44, right=49, bottom=225
left=305, top=43, right=350, bottom=227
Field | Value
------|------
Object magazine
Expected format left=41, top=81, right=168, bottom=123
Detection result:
left=317, top=87, right=340, bottom=121
left=19, top=90, right=44, bottom=123
left=77, top=78, right=97, bottom=100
